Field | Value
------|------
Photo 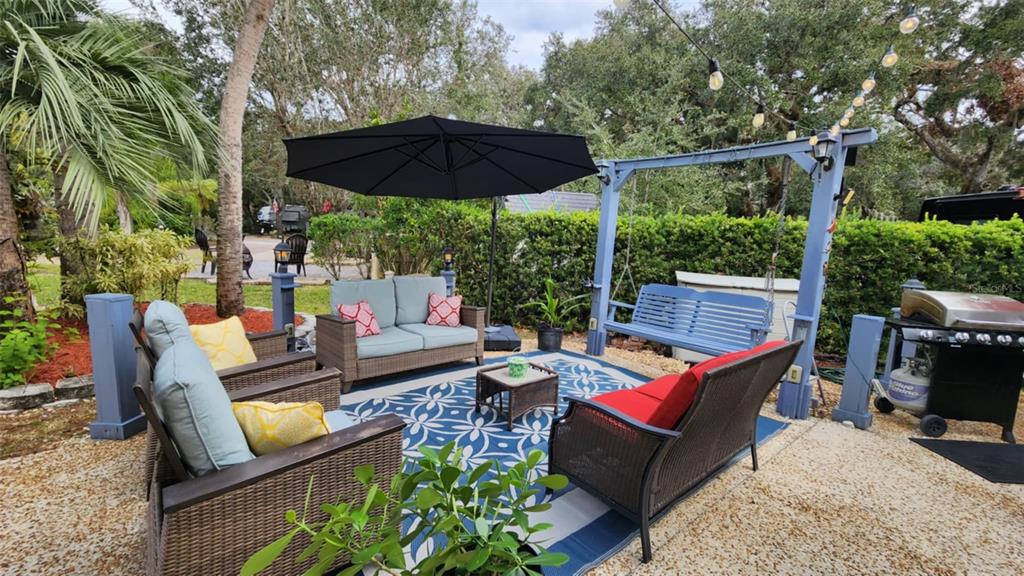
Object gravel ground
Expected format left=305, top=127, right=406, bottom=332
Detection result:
left=1, top=336, right=1021, bottom=576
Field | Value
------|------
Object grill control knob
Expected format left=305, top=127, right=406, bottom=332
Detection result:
left=955, top=332, right=969, bottom=344
left=976, top=333, right=991, bottom=344
left=997, top=334, right=1012, bottom=345
left=920, top=330, right=934, bottom=340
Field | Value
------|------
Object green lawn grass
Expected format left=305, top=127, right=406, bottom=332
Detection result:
left=28, top=262, right=331, bottom=315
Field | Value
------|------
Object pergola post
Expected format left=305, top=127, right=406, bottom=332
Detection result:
left=776, top=139, right=848, bottom=419
left=586, top=162, right=630, bottom=355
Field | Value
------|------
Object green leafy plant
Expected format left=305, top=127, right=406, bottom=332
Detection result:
left=242, top=442, right=569, bottom=576
left=308, top=213, right=377, bottom=279
left=59, top=228, right=192, bottom=306
left=0, top=297, right=61, bottom=388
left=520, top=278, right=588, bottom=328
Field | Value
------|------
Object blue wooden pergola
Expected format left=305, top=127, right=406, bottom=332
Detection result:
left=585, top=128, right=878, bottom=419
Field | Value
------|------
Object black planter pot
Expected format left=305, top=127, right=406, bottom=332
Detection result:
left=537, top=325, right=563, bottom=352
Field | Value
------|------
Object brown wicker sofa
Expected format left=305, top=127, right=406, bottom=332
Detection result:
left=133, top=346, right=406, bottom=576
left=316, top=276, right=485, bottom=392
left=548, top=339, right=802, bottom=563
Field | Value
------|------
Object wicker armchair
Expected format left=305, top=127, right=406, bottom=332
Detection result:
left=316, top=304, right=485, bottom=393
left=130, top=310, right=320, bottom=486
left=548, top=340, right=802, bottom=563
left=133, top=348, right=406, bottom=576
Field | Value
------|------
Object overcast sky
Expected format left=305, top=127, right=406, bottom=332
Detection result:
left=99, top=0, right=635, bottom=70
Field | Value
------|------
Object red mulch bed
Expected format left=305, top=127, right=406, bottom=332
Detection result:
left=26, top=304, right=301, bottom=387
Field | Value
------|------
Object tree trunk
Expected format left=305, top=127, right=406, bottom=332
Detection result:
left=115, top=192, right=133, bottom=234
left=215, top=0, right=276, bottom=318
left=54, top=168, right=87, bottom=305
left=0, top=154, right=34, bottom=319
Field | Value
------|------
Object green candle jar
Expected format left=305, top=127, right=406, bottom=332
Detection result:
left=508, top=356, right=528, bottom=378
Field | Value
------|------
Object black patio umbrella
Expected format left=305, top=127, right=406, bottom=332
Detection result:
left=283, top=115, right=598, bottom=328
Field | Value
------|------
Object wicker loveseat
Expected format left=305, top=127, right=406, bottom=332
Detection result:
left=316, top=276, right=485, bottom=392
left=548, top=339, right=802, bottom=563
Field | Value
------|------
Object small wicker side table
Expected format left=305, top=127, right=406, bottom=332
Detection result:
left=475, top=362, right=559, bottom=431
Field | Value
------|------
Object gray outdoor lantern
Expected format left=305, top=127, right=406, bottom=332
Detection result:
left=270, top=241, right=298, bottom=350
left=812, top=132, right=837, bottom=170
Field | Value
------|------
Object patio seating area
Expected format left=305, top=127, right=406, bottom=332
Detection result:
left=3, top=2, right=1023, bottom=575
left=2, top=333, right=1021, bottom=575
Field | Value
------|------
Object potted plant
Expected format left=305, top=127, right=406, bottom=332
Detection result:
left=521, top=278, right=588, bottom=352
left=242, top=442, right=569, bottom=576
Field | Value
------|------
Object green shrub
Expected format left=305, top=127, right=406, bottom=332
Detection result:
left=60, top=228, right=192, bottom=308
left=309, top=210, right=1024, bottom=355
left=0, top=298, right=63, bottom=388
left=308, top=213, right=375, bottom=279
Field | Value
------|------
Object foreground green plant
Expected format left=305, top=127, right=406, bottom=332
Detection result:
left=242, top=442, right=569, bottom=576
left=0, top=297, right=70, bottom=388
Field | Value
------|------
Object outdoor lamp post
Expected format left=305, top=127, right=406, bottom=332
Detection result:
left=271, top=242, right=298, bottom=351
left=812, top=132, right=837, bottom=171
left=273, top=241, right=292, bottom=273
left=441, top=247, right=456, bottom=297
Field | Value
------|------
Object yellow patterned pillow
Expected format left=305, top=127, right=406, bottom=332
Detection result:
left=231, top=401, right=332, bottom=456
left=189, top=316, right=258, bottom=370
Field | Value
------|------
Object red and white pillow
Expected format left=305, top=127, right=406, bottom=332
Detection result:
left=336, top=300, right=381, bottom=338
left=426, top=292, right=462, bottom=327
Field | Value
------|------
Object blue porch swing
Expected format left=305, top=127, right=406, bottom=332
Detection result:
left=585, top=130, right=879, bottom=419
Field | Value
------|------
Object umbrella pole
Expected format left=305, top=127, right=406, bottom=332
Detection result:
left=485, top=196, right=499, bottom=331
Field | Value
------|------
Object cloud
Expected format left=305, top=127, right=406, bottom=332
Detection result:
left=476, top=0, right=613, bottom=69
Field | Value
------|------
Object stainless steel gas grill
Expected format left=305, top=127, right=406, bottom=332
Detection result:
left=876, top=290, right=1024, bottom=442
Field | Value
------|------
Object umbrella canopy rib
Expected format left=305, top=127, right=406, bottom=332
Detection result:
left=287, top=135, right=437, bottom=177
left=481, top=155, right=542, bottom=194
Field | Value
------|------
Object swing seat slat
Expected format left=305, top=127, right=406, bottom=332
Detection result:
left=607, top=284, right=772, bottom=357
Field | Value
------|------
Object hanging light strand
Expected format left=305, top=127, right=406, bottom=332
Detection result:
left=650, top=0, right=816, bottom=134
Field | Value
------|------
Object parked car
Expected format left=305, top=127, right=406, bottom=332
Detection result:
left=256, top=205, right=275, bottom=234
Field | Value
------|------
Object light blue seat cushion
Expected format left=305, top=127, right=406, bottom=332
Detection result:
left=144, top=300, right=192, bottom=357
left=153, top=341, right=254, bottom=476
left=393, top=276, right=447, bottom=325
left=355, top=326, right=424, bottom=359
left=331, top=279, right=397, bottom=328
left=324, top=410, right=355, bottom=432
left=397, top=323, right=478, bottom=350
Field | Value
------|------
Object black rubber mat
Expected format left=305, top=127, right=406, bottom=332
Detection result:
left=910, top=438, right=1024, bottom=484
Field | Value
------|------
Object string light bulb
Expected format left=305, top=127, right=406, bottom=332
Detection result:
left=899, top=5, right=920, bottom=34
left=708, top=59, right=724, bottom=91
left=844, top=107, right=855, bottom=119
left=839, top=117, right=850, bottom=128
left=808, top=134, right=819, bottom=147
left=861, top=72, right=876, bottom=94
left=882, top=45, right=899, bottom=68
left=752, top=103, right=765, bottom=129
left=830, top=124, right=841, bottom=137
left=786, top=122, right=797, bottom=141
left=852, top=91, right=866, bottom=107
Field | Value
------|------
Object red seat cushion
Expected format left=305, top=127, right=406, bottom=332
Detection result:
left=679, top=339, right=788, bottom=394
left=592, top=389, right=664, bottom=425
left=592, top=340, right=788, bottom=430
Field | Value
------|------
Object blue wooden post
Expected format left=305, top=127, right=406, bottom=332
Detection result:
left=271, top=269, right=298, bottom=350
left=776, top=140, right=848, bottom=419
left=586, top=162, right=630, bottom=355
left=832, top=314, right=886, bottom=429
left=85, top=293, right=146, bottom=440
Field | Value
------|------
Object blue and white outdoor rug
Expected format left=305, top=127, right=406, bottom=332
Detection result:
left=340, top=350, right=787, bottom=575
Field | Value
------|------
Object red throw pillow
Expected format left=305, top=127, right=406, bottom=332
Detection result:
left=336, top=301, right=381, bottom=338
left=426, top=292, right=462, bottom=327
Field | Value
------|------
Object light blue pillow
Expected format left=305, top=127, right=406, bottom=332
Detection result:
left=144, top=300, right=192, bottom=357
left=393, top=276, right=447, bottom=325
left=153, top=341, right=254, bottom=476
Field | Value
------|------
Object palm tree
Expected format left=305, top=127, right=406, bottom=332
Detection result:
left=216, top=0, right=276, bottom=317
left=0, top=0, right=216, bottom=312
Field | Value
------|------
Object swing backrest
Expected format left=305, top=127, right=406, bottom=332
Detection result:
left=632, top=284, right=772, bottom=352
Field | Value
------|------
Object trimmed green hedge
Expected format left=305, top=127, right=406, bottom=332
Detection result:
left=311, top=208, right=1024, bottom=355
